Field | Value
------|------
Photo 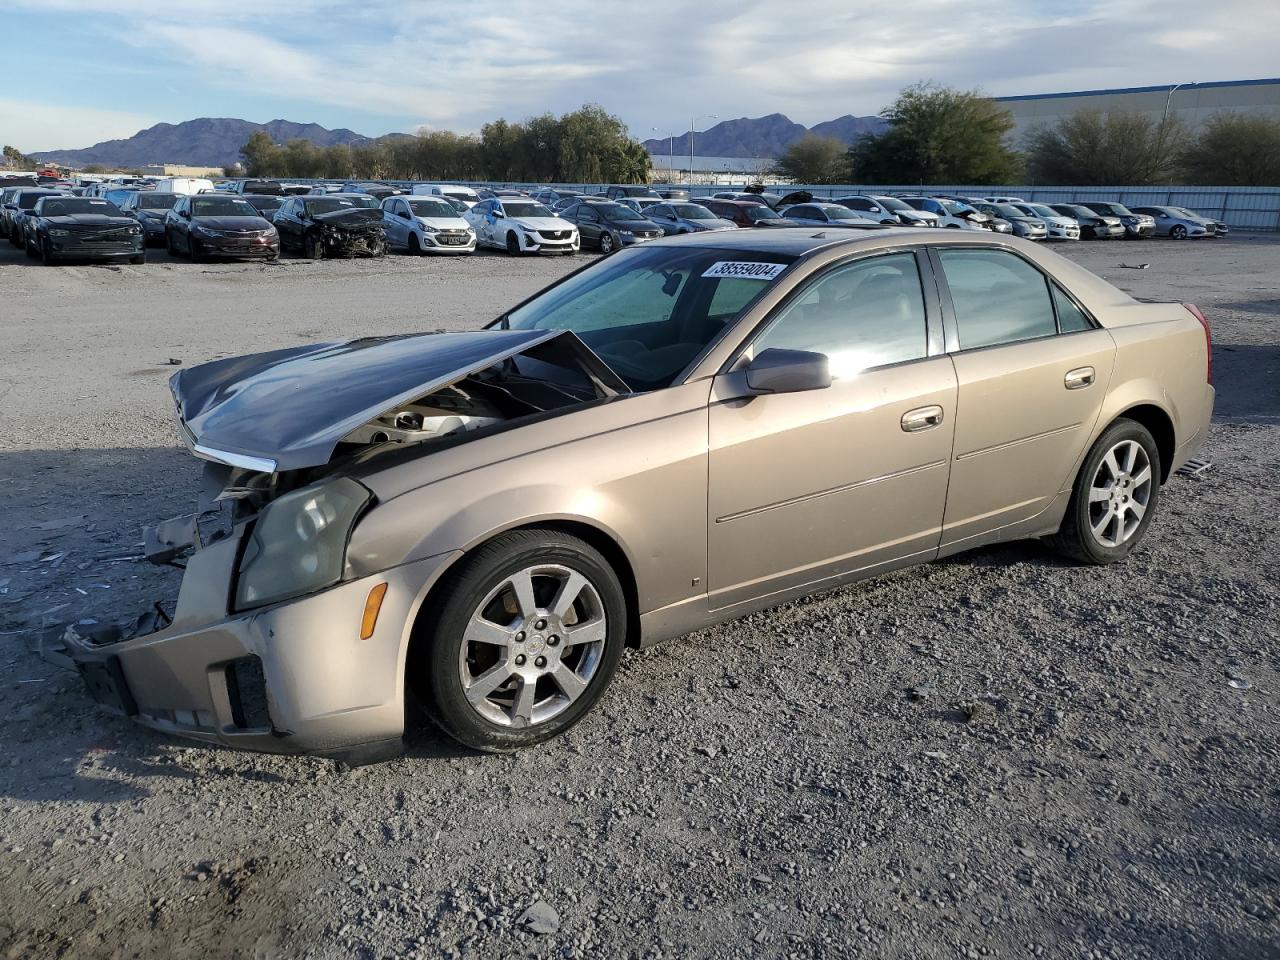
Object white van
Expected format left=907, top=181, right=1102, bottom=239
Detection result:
left=411, top=183, right=480, bottom=206
left=151, top=177, right=215, bottom=195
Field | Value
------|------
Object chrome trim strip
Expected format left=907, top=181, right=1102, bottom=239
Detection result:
left=716, top=460, right=947, bottom=524
left=954, top=423, right=1080, bottom=462
left=191, top=444, right=278, bottom=474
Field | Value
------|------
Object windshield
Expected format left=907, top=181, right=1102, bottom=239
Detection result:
left=940, top=200, right=975, bottom=215
left=408, top=199, right=458, bottom=218
left=503, top=202, right=553, bottom=218
left=1027, top=204, right=1058, bottom=218
left=1170, top=207, right=1198, bottom=218
left=671, top=203, right=715, bottom=220
left=822, top=206, right=862, bottom=220
left=992, top=204, right=1025, bottom=218
left=138, top=194, right=177, bottom=209
left=600, top=203, right=645, bottom=222
left=41, top=198, right=122, bottom=216
left=505, top=246, right=797, bottom=390
left=192, top=197, right=258, bottom=217
left=745, top=206, right=783, bottom=221
left=307, top=197, right=377, bottom=214
left=875, top=197, right=910, bottom=212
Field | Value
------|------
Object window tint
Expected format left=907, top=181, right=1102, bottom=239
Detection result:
left=578, top=206, right=599, bottom=222
left=844, top=198, right=873, bottom=211
left=937, top=249, right=1057, bottom=350
left=1052, top=284, right=1092, bottom=333
left=754, top=252, right=929, bottom=377
left=707, top=278, right=765, bottom=320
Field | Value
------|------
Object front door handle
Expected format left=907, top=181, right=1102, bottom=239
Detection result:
left=1065, top=366, right=1095, bottom=389
left=901, top=405, right=944, bottom=432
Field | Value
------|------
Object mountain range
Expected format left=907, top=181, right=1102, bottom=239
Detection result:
left=642, top=112, right=887, bottom=160
left=31, top=118, right=374, bottom=169
left=30, top=111, right=890, bottom=170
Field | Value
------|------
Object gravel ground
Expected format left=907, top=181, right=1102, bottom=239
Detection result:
left=0, top=236, right=1277, bottom=960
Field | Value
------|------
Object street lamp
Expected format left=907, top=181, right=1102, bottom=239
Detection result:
left=1157, top=81, right=1196, bottom=179
left=651, top=127, right=675, bottom=181
left=689, top=114, right=717, bottom=185
left=1161, top=81, right=1196, bottom=128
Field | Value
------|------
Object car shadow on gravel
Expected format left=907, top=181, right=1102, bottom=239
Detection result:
left=1212, top=342, right=1280, bottom=424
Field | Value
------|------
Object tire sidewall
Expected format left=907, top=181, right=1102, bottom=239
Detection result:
left=423, top=532, right=626, bottom=751
left=600, top=232, right=614, bottom=254
left=1066, top=420, right=1163, bottom=563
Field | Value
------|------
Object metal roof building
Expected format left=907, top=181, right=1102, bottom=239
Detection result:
left=997, top=78, right=1280, bottom=140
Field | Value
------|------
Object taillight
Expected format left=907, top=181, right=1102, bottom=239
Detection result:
left=1183, top=303, right=1212, bottom=384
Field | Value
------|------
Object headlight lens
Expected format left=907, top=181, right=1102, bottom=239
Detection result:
left=49, top=228, right=69, bottom=237
left=421, top=223, right=439, bottom=233
left=234, top=477, right=372, bottom=610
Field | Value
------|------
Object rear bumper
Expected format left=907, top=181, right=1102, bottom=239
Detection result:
left=50, top=524, right=456, bottom=759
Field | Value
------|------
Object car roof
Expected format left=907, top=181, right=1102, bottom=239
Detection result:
left=645, top=225, right=915, bottom=256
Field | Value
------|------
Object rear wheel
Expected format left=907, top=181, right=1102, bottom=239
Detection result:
left=1047, top=419, right=1161, bottom=565
left=599, top=232, right=615, bottom=254
left=505, top=231, right=522, bottom=256
left=417, top=529, right=626, bottom=751
left=1170, top=224, right=1188, bottom=240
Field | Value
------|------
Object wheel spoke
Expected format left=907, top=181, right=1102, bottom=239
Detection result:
left=511, top=675, right=537, bottom=727
left=1089, top=485, right=1112, bottom=503
left=1128, top=498, right=1147, bottom=521
left=1091, top=506, right=1115, bottom=539
left=1103, top=450, right=1122, bottom=481
left=549, top=571, right=587, bottom=618
left=465, top=662, right=513, bottom=704
left=506, top=569, right=539, bottom=620
left=562, top=617, right=606, bottom=647
left=1121, top=441, right=1139, bottom=474
left=1131, top=464, right=1152, bottom=488
left=464, top=616, right=513, bottom=648
left=551, top=664, right=587, bottom=703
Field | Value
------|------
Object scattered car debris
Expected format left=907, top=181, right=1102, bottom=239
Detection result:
left=1119, top=262, right=1150, bottom=269
left=515, top=900, right=560, bottom=935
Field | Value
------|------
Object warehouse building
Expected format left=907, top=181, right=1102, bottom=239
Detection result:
left=997, top=78, right=1280, bottom=140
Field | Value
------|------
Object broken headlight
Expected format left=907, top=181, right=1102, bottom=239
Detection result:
left=234, top=477, right=372, bottom=610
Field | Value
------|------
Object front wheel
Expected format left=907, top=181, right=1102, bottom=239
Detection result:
left=304, top=233, right=323, bottom=259
left=1170, top=225, right=1187, bottom=240
left=1047, top=419, right=1162, bottom=565
left=505, top=231, right=522, bottom=256
left=130, top=254, right=144, bottom=265
left=40, top=240, right=55, bottom=265
left=417, top=529, right=627, bottom=751
left=408, top=233, right=422, bottom=255
left=599, top=232, right=615, bottom=254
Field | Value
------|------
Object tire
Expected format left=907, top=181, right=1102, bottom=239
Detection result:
left=130, top=254, right=144, bottom=265
left=505, top=231, right=522, bottom=256
left=304, top=232, right=323, bottom=260
left=40, top=240, right=54, bottom=266
left=165, top=230, right=176, bottom=256
left=599, top=232, right=615, bottom=254
left=944, top=223, right=960, bottom=229
left=1170, top=225, right=1187, bottom=240
left=25, top=236, right=38, bottom=259
left=187, top=234, right=201, bottom=261
left=1047, top=418, right=1162, bottom=565
left=416, top=529, right=627, bottom=752
left=408, top=233, right=422, bottom=255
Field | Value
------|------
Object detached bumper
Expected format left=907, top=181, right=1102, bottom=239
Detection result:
left=48, top=524, right=455, bottom=759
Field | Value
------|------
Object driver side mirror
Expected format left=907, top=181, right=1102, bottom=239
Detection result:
left=180, top=209, right=190, bottom=218
left=492, top=210, right=505, bottom=219
left=745, top=348, right=831, bottom=394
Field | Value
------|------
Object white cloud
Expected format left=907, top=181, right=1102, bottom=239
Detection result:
left=0, top=98, right=156, bottom=153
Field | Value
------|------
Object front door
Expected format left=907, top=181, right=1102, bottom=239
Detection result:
left=931, top=246, right=1117, bottom=548
left=707, top=250, right=957, bottom=612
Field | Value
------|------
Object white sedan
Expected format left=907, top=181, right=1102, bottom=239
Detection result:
left=1012, top=203, right=1081, bottom=241
left=465, top=198, right=579, bottom=255
left=381, top=196, right=476, bottom=254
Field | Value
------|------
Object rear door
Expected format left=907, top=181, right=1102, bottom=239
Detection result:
left=930, top=246, right=1116, bottom=549
left=707, top=249, right=956, bottom=611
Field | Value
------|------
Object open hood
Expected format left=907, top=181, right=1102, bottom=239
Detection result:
left=170, top=330, right=628, bottom=473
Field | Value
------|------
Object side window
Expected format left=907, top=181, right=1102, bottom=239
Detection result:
left=579, top=207, right=598, bottom=222
left=847, top=198, right=873, bottom=211
left=937, top=249, right=1058, bottom=350
left=754, top=252, right=930, bottom=375
left=1052, top=284, right=1092, bottom=333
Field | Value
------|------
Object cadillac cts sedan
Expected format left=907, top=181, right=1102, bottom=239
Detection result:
left=48, top=230, right=1214, bottom=762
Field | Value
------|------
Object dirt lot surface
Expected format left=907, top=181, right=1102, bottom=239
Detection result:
left=0, top=236, right=1277, bottom=960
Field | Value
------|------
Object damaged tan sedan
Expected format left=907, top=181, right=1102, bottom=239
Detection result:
left=46, top=229, right=1214, bottom=762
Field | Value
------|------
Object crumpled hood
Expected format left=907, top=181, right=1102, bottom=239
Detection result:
left=314, top=208, right=384, bottom=230
left=171, top=330, right=571, bottom=473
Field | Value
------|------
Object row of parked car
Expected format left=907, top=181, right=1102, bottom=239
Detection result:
left=0, top=175, right=1231, bottom=266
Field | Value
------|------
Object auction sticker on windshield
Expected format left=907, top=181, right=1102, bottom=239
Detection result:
left=701, top=261, right=788, bottom=280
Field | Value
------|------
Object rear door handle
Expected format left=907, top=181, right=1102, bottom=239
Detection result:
left=901, top=405, right=944, bottom=432
left=1065, top=366, right=1095, bottom=389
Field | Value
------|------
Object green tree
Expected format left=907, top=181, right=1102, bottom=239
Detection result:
left=1181, top=112, right=1280, bottom=186
left=239, top=131, right=283, bottom=176
left=849, top=82, right=1022, bottom=184
left=773, top=134, right=850, bottom=183
left=3, top=144, right=36, bottom=168
left=1024, top=109, right=1182, bottom=185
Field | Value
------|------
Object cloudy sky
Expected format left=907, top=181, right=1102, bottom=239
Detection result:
left=3, top=0, right=1277, bottom=151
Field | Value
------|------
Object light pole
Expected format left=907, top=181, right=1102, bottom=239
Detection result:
left=651, top=127, right=675, bottom=182
left=690, top=114, right=717, bottom=185
left=1157, top=81, right=1195, bottom=178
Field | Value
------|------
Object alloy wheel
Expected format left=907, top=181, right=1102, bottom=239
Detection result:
left=1087, top=439, right=1153, bottom=547
left=600, top=233, right=615, bottom=254
left=458, top=563, right=607, bottom=729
